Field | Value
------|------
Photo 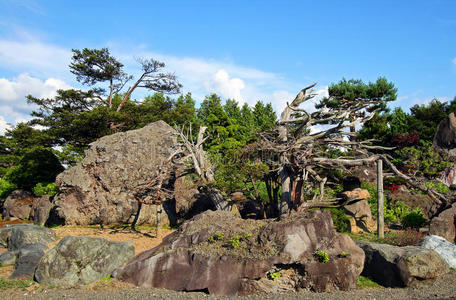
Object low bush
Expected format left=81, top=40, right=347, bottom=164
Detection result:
left=401, top=208, right=427, bottom=229
left=32, top=182, right=59, bottom=197
left=0, top=178, right=16, bottom=201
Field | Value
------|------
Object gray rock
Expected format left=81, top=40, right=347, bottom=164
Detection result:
left=356, top=240, right=449, bottom=287
left=50, top=121, right=181, bottom=226
left=10, top=244, right=47, bottom=280
left=7, top=224, right=56, bottom=251
left=0, top=251, right=17, bottom=266
left=35, top=236, right=135, bottom=285
left=114, top=210, right=365, bottom=296
left=420, top=235, right=456, bottom=268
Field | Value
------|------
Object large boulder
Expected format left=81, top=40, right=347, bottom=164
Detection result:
left=0, top=225, right=56, bottom=280
left=1, top=224, right=57, bottom=251
left=50, top=121, right=181, bottom=226
left=113, top=210, right=365, bottom=296
left=441, top=165, right=456, bottom=188
left=420, top=235, right=456, bottom=268
left=429, top=203, right=456, bottom=243
left=31, top=195, right=54, bottom=226
left=433, top=112, right=456, bottom=162
left=35, top=236, right=135, bottom=285
left=344, top=199, right=376, bottom=233
left=356, top=241, right=449, bottom=287
left=2, top=190, right=38, bottom=220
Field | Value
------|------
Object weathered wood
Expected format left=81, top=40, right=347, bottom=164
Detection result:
left=377, top=159, right=384, bottom=238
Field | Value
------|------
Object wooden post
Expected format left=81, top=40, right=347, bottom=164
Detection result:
left=377, top=159, right=384, bottom=238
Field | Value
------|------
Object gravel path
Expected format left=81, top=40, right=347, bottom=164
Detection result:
left=1, top=271, right=455, bottom=300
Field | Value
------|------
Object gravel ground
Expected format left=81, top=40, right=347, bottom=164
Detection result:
left=1, top=270, right=455, bottom=300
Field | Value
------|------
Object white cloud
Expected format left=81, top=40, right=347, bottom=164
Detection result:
left=0, top=116, right=11, bottom=135
left=0, top=73, right=71, bottom=126
left=0, top=38, right=71, bottom=78
left=205, top=69, right=245, bottom=103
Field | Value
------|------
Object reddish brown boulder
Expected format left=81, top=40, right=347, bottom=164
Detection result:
left=2, top=190, right=38, bottom=220
left=430, top=203, right=456, bottom=243
left=113, top=210, right=364, bottom=296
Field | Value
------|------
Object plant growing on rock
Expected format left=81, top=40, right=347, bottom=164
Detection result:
left=268, top=271, right=281, bottom=280
left=315, top=250, right=330, bottom=263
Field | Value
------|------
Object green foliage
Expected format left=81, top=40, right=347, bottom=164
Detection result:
left=0, top=178, right=16, bottom=200
left=0, top=278, right=34, bottom=290
left=32, top=182, right=59, bottom=197
left=423, top=181, right=451, bottom=194
left=384, top=201, right=411, bottom=225
left=340, top=251, right=351, bottom=257
left=401, top=208, right=427, bottom=228
left=229, top=235, right=242, bottom=248
left=5, top=147, right=64, bottom=190
left=357, top=275, right=381, bottom=288
left=315, top=250, right=330, bottom=263
left=361, top=182, right=378, bottom=216
left=329, top=208, right=349, bottom=232
left=392, top=140, right=450, bottom=178
left=99, top=275, right=112, bottom=283
left=208, top=232, right=224, bottom=243
left=268, top=271, right=281, bottom=280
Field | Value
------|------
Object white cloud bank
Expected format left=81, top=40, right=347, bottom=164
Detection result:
left=0, top=34, right=324, bottom=130
left=0, top=73, right=71, bottom=129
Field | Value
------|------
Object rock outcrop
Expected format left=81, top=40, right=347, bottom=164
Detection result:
left=433, top=112, right=456, bottom=162
left=429, top=203, right=456, bottom=243
left=0, top=224, right=56, bottom=280
left=341, top=188, right=376, bottom=233
left=35, top=236, right=135, bottom=285
left=114, top=210, right=364, bottom=296
left=420, top=235, right=456, bottom=268
left=2, top=190, right=38, bottom=220
left=50, top=121, right=181, bottom=226
left=356, top=241, right=449, bottom=287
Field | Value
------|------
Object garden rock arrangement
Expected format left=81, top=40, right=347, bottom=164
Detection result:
left=2, top=190, right=38, bottom=220
left=356, top=240, right=449, bottom=287
left=420, top=235, right=456, bottom=268
left=433, top=112, right=456, bottom=162
left=35, top=236, right=135, bottom=285
left=49, top=120, right=181, bottom=226
left=113, top=210, right=365, bottom=296
left=429, top=202, right=456, bottom=243
left=342, top=188, right=376, bottom=234
left=0, top=224, right=57, bottom=279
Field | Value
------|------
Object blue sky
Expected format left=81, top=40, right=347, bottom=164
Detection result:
left=0, top=0, right=455, bottom=133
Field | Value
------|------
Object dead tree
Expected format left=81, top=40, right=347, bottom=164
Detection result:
left=260, top=84, right=451, bottom=215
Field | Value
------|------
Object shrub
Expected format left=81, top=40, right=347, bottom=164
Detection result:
left=384, top=201, right=411, bottom=225
left=5, top=147, right=64, bottom=191
left=32, top=182, right=59, bottom=197
left=401, top=208, right=427, bottom=228
left=423, top=181, right=451, bottom=194
left=268, top=271, right=280, bottom=280
left=0, top=178, right=16, bottom=201
left=315, top=250, right=330, bottom=263
left=329, top=208, right=349, bottom=232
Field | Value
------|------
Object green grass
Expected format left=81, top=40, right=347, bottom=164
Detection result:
left=357, top=276, right=382, bottom=289
left=0, top=278, right=34, bottom=290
